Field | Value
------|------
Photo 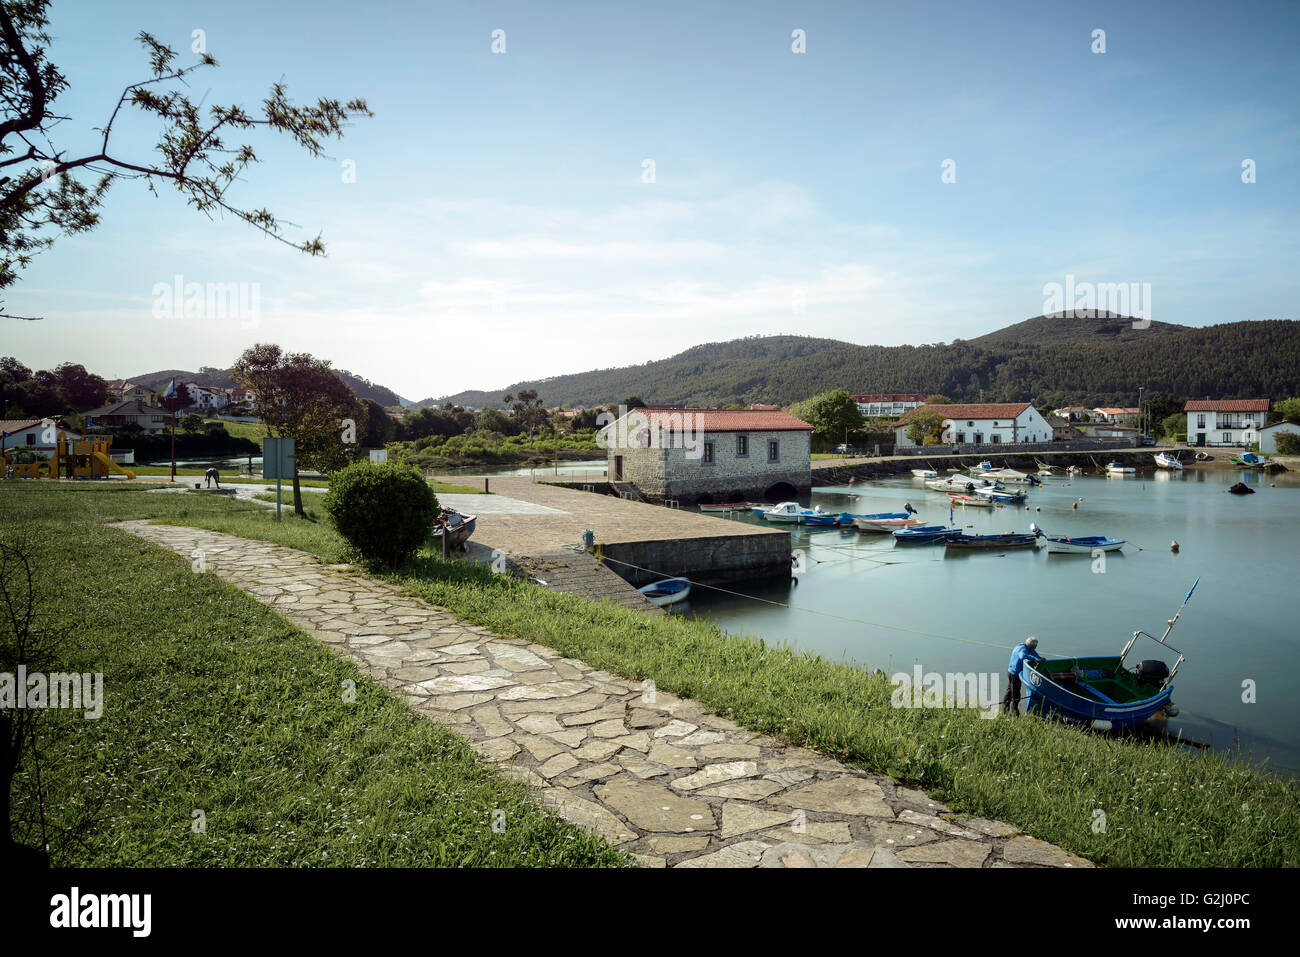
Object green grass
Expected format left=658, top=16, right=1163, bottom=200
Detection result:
left=202, top=417, right=267, bottom=441
left=2, top=500, right=627, bottom=867
left=4, top=481, right=1298, bottom=867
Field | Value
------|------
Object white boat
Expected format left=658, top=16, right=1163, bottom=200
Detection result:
left=1154, top=452, right=1183, bottom=470
left=911, top=468, right=938, bottom=479
left=1106, top=462, right=1136, bottom=474
left=968, top=460, right=996, bottom=474
left=1031, top=526, right=1126, bottom=554
left=753, top=502, right=825, bottom=524
left=926, top=475, right=997, bottom=493
left=982, top=468, right=1033, bottom=483
left=638, top=577, right=691, bottom=606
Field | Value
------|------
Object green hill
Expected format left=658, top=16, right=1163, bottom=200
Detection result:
left=128, top=366, right=404, bottom=408
left=423, top=316, right=1299, bottom=411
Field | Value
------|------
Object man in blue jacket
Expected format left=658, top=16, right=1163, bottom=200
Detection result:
left=1002, top=637, right=1044, bottom=715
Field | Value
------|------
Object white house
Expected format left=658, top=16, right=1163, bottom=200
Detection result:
left=0, top=418, right=84, bottom=456
left=1091, top=407, right=1140, bottom=424
left=853, top=393, right=926, bottom=419
left=183, top=383, right=228, bottom=411
left=1259, top=421, right=1300, bottom=454
left=1183, top=399, right=1268, bottom=448
left=894, top=402, right=1055, bottom=448
left=601, top=406, right=813, bottom=502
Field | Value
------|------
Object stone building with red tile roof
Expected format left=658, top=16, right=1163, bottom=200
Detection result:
left=600, top=406, right=813, bottom=503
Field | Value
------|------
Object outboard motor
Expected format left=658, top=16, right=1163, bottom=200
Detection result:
left=1136, top=659, right=1170, bottom=686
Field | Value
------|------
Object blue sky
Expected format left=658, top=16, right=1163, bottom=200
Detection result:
left=7, top=0, right=1298, bottom=400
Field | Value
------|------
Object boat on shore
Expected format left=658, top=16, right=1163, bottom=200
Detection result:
left=638, top=577, right=691, bottom=607
left=1020, top=580, right=1195, bottom=728
left=911, top=468, right=938, bottom=479
left=430, top=509, right=478, bottom=550
left=944, top=531, right=1038, bottom=549
left=1154, top=452, right=1183, bottom=470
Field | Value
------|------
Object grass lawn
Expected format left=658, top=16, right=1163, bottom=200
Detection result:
left=3, top=482, right=1298, bottom=867
left=2, top=494, right=626, bottom=866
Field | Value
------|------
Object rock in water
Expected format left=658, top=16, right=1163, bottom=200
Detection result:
left=1228, top=482, right=1255, bottom=495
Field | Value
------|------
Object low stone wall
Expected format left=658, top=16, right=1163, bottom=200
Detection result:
left=893, top=438, right=1137, bottom=456
left=597, top=530, right=792, bottom=587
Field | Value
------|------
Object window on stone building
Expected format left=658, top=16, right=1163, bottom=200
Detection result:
left=736, top=435, right=748, bottom=457
left=768, top=440, right=779, bottom=462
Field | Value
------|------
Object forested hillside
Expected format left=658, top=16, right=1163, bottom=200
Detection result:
left=128, top=366, right=404, bottom=407
left=424, top=316, right=1299, bottom=411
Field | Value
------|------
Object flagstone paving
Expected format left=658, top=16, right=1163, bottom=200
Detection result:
left=112, top=520, right=1092, bottom=869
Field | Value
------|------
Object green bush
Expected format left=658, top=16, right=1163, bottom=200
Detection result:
left=323, top=461, right=439, bottom=567
left=1275, top=432, right=1300, bottom=455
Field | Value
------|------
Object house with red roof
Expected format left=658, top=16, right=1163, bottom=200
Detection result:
left=1183, top=399, right=1269, bottom=448
left=599, top=406, right=813, bottom=503
left=894, top=402, right=1055, bottom=448
left=852, top=393, right=926, bottom=419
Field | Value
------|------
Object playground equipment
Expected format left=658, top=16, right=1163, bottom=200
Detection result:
left=0, top=432, right=136, bottom=480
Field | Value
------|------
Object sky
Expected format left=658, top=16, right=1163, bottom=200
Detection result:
left=5, top=0, right=1298, bottom=402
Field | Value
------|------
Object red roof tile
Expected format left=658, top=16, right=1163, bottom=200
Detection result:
left=1183, top=399, right=1269, bottom=412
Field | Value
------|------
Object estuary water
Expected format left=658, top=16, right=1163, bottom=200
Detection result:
left=684, top=466, right=1300, bottom=774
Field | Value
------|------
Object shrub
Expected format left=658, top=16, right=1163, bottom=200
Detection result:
left=1275, top=432, right=1300, bottom=455
left=323, top=461, right=439, bottom=567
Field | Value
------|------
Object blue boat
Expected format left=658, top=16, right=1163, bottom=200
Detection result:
left=637, top=577, right=691, bottom=607
left=892, top=524, right=959, bottom=544
left=1019, top=581, right=1196, bottom=729
left=802, top=512, right=839, bottom=526
left=974, top=486, right=1027, bottom=504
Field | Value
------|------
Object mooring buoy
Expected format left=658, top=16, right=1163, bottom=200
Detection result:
left=1171, top=539, right=1180, bottom=552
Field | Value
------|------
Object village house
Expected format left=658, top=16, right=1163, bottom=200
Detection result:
left=0, top=419, right=84, bottom=457
left=1047, top=413, right=1076, bottom=441
left=1052, top=406, right=1096, bottom=423
left=601, top=406, right=813, bottom=503
left=180, top=383, right=228, bottom=411
left=894, top=402, right=1055, bottom=449
left=1183, top=399, right=1269, bottom=448
left=1259, top=421, right=1300, bottom=454
left=103, top=379, right=153, bottom=405
left=853, top=393, right=926, bottom=419
left=1092, top=407, right=1140, bottom=424
left=82, top=399, right=173, bottom=435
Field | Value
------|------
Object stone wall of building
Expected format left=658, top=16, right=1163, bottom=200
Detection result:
left=608, top=429, right=811, bottom=502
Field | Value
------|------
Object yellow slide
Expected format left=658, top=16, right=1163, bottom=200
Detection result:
left=92, top=451, right=136, bottom=479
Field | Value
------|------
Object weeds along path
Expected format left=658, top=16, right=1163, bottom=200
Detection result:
left=112, top=520, right=1091, bottom=869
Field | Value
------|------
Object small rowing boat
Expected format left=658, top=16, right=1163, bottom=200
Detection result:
left=854, top=516, right=925, bottom=532
left=1030, top=525, right=1125, bottom=554
left=1105, top=461, right=1136, bottom=474
left=699, top=501, right=752, bottom=513
left=911, top=468, right=938, bottom=479
left=947, top=492, right=994, bottom=507
left=430, top=509, right=478, bottom=550
left=638, top=577, right=691, bottom=607
left=974, top=486, right=1026, bottom=504
left=893, top=524, right=959, bottom=544
left=944, top=531, right=1038, bottom=549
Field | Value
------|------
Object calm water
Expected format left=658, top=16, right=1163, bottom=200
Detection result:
left=682, top=467, right=1300, bottom=773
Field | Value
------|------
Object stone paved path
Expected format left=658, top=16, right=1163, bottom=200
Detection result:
left=112, top=520, right=1091, bottom=869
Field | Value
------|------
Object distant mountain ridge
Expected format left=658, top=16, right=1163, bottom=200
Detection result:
left=421, top=314, right=1300, bottom=410
left=127, top=367, right=407, bottom=407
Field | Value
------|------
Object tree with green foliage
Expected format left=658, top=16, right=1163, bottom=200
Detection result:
left=1160, top=412, right=1186, bottom=440
left=359, top=398, right=394, bottom=448
left=905, top=408, right=948, bottom=446
left=788, top=389, right=866, bottom=450
left=232, top=344, right=364, bottom=516
left=1, top=1, right=371, bottom=319
left=1272, top=398, right=1300, bottom=424
left=179, top=412, right=204, bottom=434
left=1274, top=432, right=1300, bottom=455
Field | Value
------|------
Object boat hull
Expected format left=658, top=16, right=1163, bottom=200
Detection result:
left=638, top=577, right=691, bottom=607
left=1044, top=536, right=1125, bottom=554
left=1021, top=658, right=1173, bottom=728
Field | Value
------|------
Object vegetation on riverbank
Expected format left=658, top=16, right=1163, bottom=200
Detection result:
left=0, top=492, right=626, bottom=867
left=4, top=482, right=1294, bottom=867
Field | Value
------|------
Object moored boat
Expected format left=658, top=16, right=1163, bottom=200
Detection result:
left=947, top=492, right=994, bottom=508
left=854, top=516, right=926, bottom=532
left=973, top=486, right=1026, bottom=504
left=753, top=502, right=828, bottom=523
left=1019, top=581, right=1195, bottom=728
left=911, top=468, right=938, bottom=479
left=944, top=531, right=1038, bottom=549
left=1030, top=525, right=1125, bottom=554
left=699, top=501, right=752, bottom=513
left=638, top=577, right=691, bottom=607
left=893, top=524, right=959, bottom=544
left=1105, top=461, right=1136, bottom=474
